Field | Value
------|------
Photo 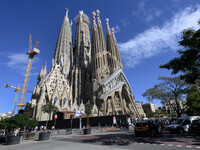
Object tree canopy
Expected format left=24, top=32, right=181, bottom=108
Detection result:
left=160, top=20, right=200, bottom=86
left=0, top=114, right=38, bottom=130
left=42, top=103, right=58, bottom=121
left=142, top=76, right=187, bottom=117
left=186, top=85, right=200, bottom=115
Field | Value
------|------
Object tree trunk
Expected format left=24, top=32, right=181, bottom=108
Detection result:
left=87, top=116, right=89, bottom=128
left=45, top=113, right=51, bottom=129
left=175, top=98, right=181, bottom=117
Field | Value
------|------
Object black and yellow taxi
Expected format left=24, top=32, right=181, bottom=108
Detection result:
left=134, top=121, right=157, bottom=136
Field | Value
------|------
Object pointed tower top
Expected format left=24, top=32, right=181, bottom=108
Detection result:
left=111, top=28, right=114, bottom=36
left=96, top=9, right=100, bottom=18
left=111, top=27, right=117, bottom=43
left=65, top=8, right=69, bottom=17
left=106, top=18, right=109, bottom=26
left=106, top=18, right=111, bottom=34
left=92, top=11, right=96, bottom=20
left=79, top=10, right=83, bottom=15
left=45, top=61, right=47, bottom=68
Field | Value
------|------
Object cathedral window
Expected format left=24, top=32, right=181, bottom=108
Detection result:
left=100, top=57, right=102, bottom=68
left=98, top=57, right=100, bottom=69
left=103, top=55, right=105, bottom=66
left=63, top=98, right=67, bottom=105
left=54, top=97, right=58, bottom=104
left=95, top=58, right=98, bottom=69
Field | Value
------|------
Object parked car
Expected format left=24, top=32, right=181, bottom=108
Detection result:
left=189, top=119, right=200, bottom=135
left=167, top=116, right=200, bottom=134
left=134, top=121, right=160, bottom=137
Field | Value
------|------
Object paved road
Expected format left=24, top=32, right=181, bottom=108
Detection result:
left=0, top=131, right=200, bottom=150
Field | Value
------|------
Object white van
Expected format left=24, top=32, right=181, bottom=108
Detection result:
left=167, top=116, right=200, bottom=134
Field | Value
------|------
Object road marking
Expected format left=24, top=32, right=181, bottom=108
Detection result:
left=196, top=147, right=200, bottom=149
left=168, top=144, right=173, bottom=146
left=160, top=144, right=165, bottom=146
left=177, top=145, right=182, bottom=147
left=186, top=146, right=192, bottom=148
left=139, top=142, right=144, bottom=144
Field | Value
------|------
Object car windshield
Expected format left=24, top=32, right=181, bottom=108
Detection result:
left=135, top=122, right=148, bottom=126
left=175, top=119, right=184, bottom=124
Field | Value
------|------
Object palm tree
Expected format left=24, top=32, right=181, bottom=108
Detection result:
left=85, top=102, right=93, bottom=128
left=42, top=103, right=58, bottom=129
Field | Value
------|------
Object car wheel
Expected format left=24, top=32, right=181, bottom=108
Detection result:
left=179, top=129, right=184, bottom=134
left=135, top=133, right=139, bottom=137
left=150, top=130, right=155, bottom=137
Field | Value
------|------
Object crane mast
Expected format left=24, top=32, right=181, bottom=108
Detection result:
left=4, top=84, right=33, bottom=114
left=18, top=34, right=39, bottom=111
left=4, top=84, right=20, bottom=115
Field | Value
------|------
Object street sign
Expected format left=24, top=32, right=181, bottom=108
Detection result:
left=113, top=116, right=116, bottom=124
left=76, top=111, right=80, bottom=116
left=80, top=111, right=85, bottom=115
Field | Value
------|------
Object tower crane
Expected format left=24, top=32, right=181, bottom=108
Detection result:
left=4, top=84, right=32, bottom=115
left=17, top=34, right=39, bottom=111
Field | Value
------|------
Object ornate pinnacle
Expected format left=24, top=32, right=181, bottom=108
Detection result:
left=96, top=9, right=100, bottom=18
left=106, top=18, right=109, bottom=26
left=111, top=28, right=114, bottom=35
left=92, top=11, right=96, bottom=20
left=65, top=8, right=69, bottom=17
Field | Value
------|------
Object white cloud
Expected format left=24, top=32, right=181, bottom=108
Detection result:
left=118, top=6, right=200, bottom=68
left=120, top=16, right=130, bottom=27
left=6, top=53, right=28, bottom=67
left=114, top=25, right=120, bottom=34
left=138, top=0, right=148, bottom=11
left=5, top=53, right=39, bottom=75
left=133, top=0, right=162, bottom=22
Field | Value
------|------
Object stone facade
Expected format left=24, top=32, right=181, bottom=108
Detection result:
left=135, top=101, right=146, bottom=118
left=30, top=9, right=141, bottom=121
left=164, top=100, right=186, bottom=115
left=142, top=103, right=158, bottom=113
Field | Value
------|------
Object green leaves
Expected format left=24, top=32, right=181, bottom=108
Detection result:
left=0, top=114, right=38, bottom=130
left=142, top=76, right=187, bottom=117
left=42, top=103, right=58, bottom=114
left=85, top=103, right=93, bottom=116
left=42, top=103, right=58, bottom=121
left=186, top=85, right=200, bottom=115
left=160, top=20, right=200, bottom=84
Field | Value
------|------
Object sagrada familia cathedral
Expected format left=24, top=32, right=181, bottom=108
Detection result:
left=30, top=9, right=141, bottom=121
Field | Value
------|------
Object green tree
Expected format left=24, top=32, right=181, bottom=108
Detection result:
left=24, top=102, right=34, bottom=118
left=142, top=76, right=187, bottom=117
left=42, top=103, right=58, bottom=128
left=160, top=20, right=200, bottom=92
left=0, top=114, right=38, bottom=132
left=186, top=85, right=200, bottom=115
left=85, top=102, right=93, bottom=127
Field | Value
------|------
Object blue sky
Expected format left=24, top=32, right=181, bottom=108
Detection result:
left=0, top=0, right=200, bottom=114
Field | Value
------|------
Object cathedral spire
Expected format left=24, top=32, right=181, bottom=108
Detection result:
left=106, top=18, right=111, bottom=35
left=91, top=11, right=100, bottom=56
left=65, top=8, right=69, bottom=17
left=51, top=9, right=73, bottom=78
left=92, top=11, right=97, bottom=30
left=96, top=10, right=106, bottom=53
left=106, top=18, right=117, bottom=73
left=111, top=28, right=123, bottom=70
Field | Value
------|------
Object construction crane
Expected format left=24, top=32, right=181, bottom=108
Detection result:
left=4, top=84, right=32, bottom=115
left=17, top=34, right=39, bottom=111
